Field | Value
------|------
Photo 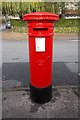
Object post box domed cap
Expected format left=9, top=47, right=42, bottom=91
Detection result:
left=23, top=12, right=59, bottom=21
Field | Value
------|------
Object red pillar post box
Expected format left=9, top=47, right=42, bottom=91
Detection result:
left=23, top=12, right=59, bottom=103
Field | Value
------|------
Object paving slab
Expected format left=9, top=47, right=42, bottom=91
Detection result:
left=2, top=31, right=78, bottom=41
left=2, top=88, right=79, bottom=118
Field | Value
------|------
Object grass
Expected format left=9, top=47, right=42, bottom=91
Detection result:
left=54, top=27, right=79, bottom=33
left=12, top=26, right=28, bottom=33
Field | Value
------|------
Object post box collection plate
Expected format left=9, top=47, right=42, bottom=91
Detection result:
left=35, top=38, right=45, bottom=52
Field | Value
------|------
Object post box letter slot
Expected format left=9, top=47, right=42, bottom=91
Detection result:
left=33, top=28, right=48, bottom=31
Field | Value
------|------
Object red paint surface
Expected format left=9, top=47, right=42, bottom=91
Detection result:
left=23, top=12, right=59, bottom=88
left=23, top=12, right=59, bottom=21
left=29, top=36, right=53, bottom=88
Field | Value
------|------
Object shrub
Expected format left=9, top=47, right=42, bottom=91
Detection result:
left=10, top=18, right=79, bottom=33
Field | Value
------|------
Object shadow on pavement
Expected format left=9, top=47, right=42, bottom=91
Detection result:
left=2, top=62, right=78, bottom=90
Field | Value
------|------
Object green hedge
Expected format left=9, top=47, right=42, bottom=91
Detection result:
left=10, top=18, right=79, bottom=33
left=54, top=18, right=79, bottom=27
left=10, top=19, right=27, bottom=27
left=11, top=18, right=79, bottom=27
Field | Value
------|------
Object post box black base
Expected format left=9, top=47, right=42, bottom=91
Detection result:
left=30, top=84, right=52, bottom=103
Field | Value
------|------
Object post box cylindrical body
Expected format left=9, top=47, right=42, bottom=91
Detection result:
left=23, top=12, right=59, bottom=103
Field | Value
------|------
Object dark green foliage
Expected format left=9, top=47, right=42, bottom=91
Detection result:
left=10, top=18, right=79, bottom=33
left=55, top=18, right=79, bottom=27
left=10, top=19, right=27, bottom=27
left=11, top=18, right=79, bottom=28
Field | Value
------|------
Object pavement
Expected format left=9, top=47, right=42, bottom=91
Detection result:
left=2, top=30, right=79, bottom=41
left=1, top=31, right=80, bottom=119
left=2, top=88, right=79, bottom=118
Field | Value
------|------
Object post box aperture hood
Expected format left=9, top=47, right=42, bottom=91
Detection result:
left=23, top=12, right=59, bottom=21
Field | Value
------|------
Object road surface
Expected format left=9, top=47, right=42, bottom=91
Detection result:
left=1, top=39, right=79, bottom=90
left=2, top=39, right=78, bottom=69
